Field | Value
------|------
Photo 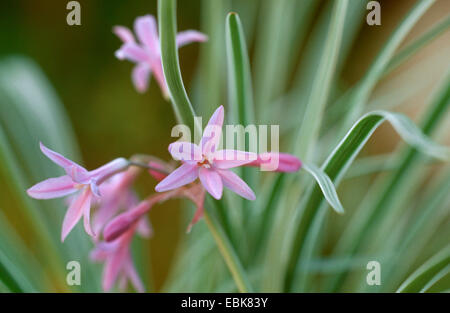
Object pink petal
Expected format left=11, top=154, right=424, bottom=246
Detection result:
left=176, top=30, right=208, bottom=48
left=148, top=161, right=168, bottom=181
left=113, top=26, right=135, bottom=43
left=198, top=168, right=223, bottom=200
left=200, top=106, right=224, bottom=154
left=134, top=15, right=160, bottom=55
left=131, top=63, right=151, bottom=93
left=40, top=142, right=89, bottom=182
left=90, top=241, right=117, bottom=262
left=247, top=152, right=302, bottom=172
left=61, top=188, right=92, bottom=241
left=124, top=257, right=145, bottom=293
left=136, top=216, right=152, bottom=238
left=104, top=200, right=152, bottom=242
left=27, top=175, right=77, bottom=199
left=115, top=43, right=149, bottom=63
left=83, top=199, right=95, bottom=237
left=103, top=247, right=126, bottom=292
left=151, top=60, right=169, bottom=98
left=168, top=142, right=202, bottom=163
left=216, top=169, right=255, bottom=201
left=89, top=158, right=129, bottom=183
left=155, top=163, right=199, bottom=192
left=213, top=150, right=257, bottom=169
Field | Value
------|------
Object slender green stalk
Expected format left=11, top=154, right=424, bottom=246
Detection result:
left=203, top=211, right=253, bottom=292
left=158, top=0, right=252, bottom=292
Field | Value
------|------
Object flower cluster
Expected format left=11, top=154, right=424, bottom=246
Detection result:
left=26, top=15, right=301, bottom=292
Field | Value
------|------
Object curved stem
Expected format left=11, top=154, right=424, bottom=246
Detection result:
left=203, top=210, right=253, bottom=293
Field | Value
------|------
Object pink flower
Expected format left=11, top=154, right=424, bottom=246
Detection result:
left=92, top=167, right=152, bottom=240
left=27, top=142, right=129, bottom=241
left=90, top=216, right=146, bottom=293
left=104, top=184, right=206, bottom=242
left=155, top=106, right=257, bottom=200
left=114, top=15, right=207, bottom=96
left=246, top=152, right=302, bottom=172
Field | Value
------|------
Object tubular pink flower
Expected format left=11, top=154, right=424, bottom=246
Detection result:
left=246, top=152, right=302, bottom=172
left=113, top=14, right=207, bottom=96
left=104, top=183, right=206, bottom=241
left=92, top=167, right=151, bottom=239
left=155, top=106, right=257, bottom=201
left=90, top=224, right=144, bottom=293
left=27, top=142, right=129, bottom=241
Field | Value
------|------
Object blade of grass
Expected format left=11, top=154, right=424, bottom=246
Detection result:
left=385, top=14, right=450, bottom=76
left=342, top=0, right=436, bottom=127
left=284, top=108, right=450, bottom=291
left=329, top=74, right=450, bottom=291
left=253, top=0, right=317, bottom=122
left=397, top=244, right=450, bottom=292
left=293, top=0, right=348, bottom=161
left=225, top=12, right=256, bottom=261
left=193, top=0, right=229, bottom=118
left=302, top=163, right=345, bottom=214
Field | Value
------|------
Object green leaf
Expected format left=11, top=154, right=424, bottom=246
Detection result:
left=397, top=245, right=450, bottom=292
left=343, top=0, right=436, bottom=126
left=385, top=15, right=450, bottom=76
left=226, top=12, right=254, bottom=127
left=284, top=108, right=449, bottom=291
left=328, top=75, right=450, bottom=291
left=302, top=163, right=344, bottom=214
left=158, top=0, right=201, bottom=133
left=293, top=0, right=348, bottom=160
left=253, top=0, right=318, bottom=121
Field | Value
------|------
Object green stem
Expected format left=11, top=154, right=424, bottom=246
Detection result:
left=158, top=0, right=253, bottom=292
left=203, top=210, right=253, bottom=292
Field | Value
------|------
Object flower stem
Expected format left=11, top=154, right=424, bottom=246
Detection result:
left=203, top=209, right=253, bottom=292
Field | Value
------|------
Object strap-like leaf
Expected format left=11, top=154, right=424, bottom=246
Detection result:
left=302, top=163, right=344, bottom=214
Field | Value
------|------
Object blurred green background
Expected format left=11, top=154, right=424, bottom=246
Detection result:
left=0, top=0, right=449, bottom=291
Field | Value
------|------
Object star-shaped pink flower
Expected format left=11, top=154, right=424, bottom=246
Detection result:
left=155, top=105, right=257, bottom=201
left=114, top=14, right=207, bottom=96
left=27, top=142, right=129, bottom=241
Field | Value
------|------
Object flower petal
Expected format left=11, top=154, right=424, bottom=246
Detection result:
left=113, top=26, right=135, bottom=43
left=247, top=152, right=302, bottom=172
left=103, top=246, right=127, bottom=292
left=136, top=216, right=152, bottom=238
left=124, top=257, right=145, bottom=293
left=27, top=175, right=77, bottom=199
left=216, top=169, right=255, bottom=200
left=200, top=106, right=224, bottom=154
left=115, top=42, right=149, bottom=63
left=40, top=142, right=89, bottom=181
left=134, top=15, right=160, bottom=55
left=176, top=30, right=208, bottom=48
left=198, top=168, right=223, bottom=200
left=155, top=163, right=199, bottom=192
left=151, top=60, right=169, bottom=98
left=131, top=63, right=151, bottom=93
left=168, top=142, right=202, bottom=163
left=104, top=200, right=152, bottom=242
left=89, top=158, right=129, bottom=183
left=83, top=198, right=95, bottom=237
left=61, top=188, right=92, bottom=242
left=213, top=150, right=257, bottom=169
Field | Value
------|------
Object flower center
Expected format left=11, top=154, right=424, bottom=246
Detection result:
left=197, top=155, right=211, bottom=168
